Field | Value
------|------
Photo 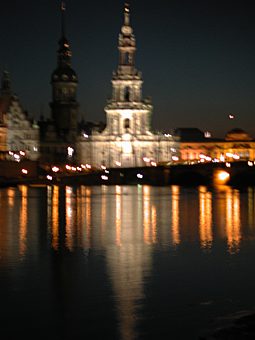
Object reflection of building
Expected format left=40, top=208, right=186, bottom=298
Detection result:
left=175, top=127, right=255, bottom=162
left=0, top=71, right=39, bottom=160
left=78, top=4, right=178, bottom=168
left=39, top=3, right=79, bottom=164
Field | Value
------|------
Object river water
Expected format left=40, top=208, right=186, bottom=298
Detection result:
left=1, top=184, right=255, bottom=339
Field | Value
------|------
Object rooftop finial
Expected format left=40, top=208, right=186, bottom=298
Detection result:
left=124, top=2, right=130, bottom=26
left=61, top=1, right=66, bottom=38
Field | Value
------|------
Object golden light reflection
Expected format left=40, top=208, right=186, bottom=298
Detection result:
left=226, top=188, right=241, bottom=254
left=101, top=187, right=107, bottom=238
left=171, top=185, right=180, bottom=246
left=66, top=186, right=74, bottom=251
left=116, top=186, right=122, bottom=246
left=19, top=185, right=28, bottom=256
left=143, top=186, right=151, bottom=244
left=7, top=187, right=15, bottom=207
left=199, top=186, right=212, bottom=250
left=85, top=187, right=91, bottom=249
left=52, top=186, right=59, bottom=250
left=151, top=205, right=157, bottom=244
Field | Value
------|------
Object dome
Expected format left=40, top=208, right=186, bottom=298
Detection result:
left=225, top=128, right=252, bottom=141
left=51, top=66, right=78, bottom=83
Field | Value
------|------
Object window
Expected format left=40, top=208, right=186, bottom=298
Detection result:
left=124, top=118, right=130, bottom=129
left=124, top=87, right=130, bottom=101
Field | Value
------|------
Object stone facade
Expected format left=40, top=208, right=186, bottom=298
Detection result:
left=78, top=4, right=178, bottom=168
left=0, top=71, right=39, bottom=161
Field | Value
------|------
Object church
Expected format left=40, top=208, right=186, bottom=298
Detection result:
left=77, top=4, right=178, bottom=168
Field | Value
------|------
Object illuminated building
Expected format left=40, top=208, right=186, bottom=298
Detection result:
left=39, top=2, right=79, bottom=164
left=0, top=70, right=39, bottom=160
left=78, top=4, right=178, bottom=168
left=175, top=127, right=255, bottom=162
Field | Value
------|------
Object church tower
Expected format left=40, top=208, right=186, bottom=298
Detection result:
left=50, top=1, right=78, bottom=142
left=104, top=3, right=153, bottom=137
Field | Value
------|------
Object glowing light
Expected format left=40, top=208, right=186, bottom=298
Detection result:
left=21, top=169, right=28, bottom=175
left=86, top=164, right=91, bottom=169
left=151, top=161, right=157, bottom=167
left=172, top=156, right=179, bottom=161
left=226, top=162, right=231, bottom=168
left=67, top=147, right=74, bottom=157
left=101, top=175, right=108, bottom=181
left=52, top=166, right=60, bottom=173
left=228, top=114, right=235, bottom=119
left=19, top=151, right=25, bottom=156
left=226, top=152, right=233, bottom=158
left=115, top=161, right=121, bottom=167
left=248, top=161, right=253, bottom=167
left=83, top=133, right=89, bottom=138
left=204, top=131, right=211, bottom=138
left=232, top=154, right=240, bottom=160
left=77, top=167, right=82, bottom=171
left=143, top=157, right=150, bottom=163
left=137, top=173, right=143, bottom=179
left=47, top=175, right=53, bottom=181
left=218, top=171, right=230, bottom=182
left=101, top=165, right=106, bottom=170
left=66, top=165, right=71, bottom=170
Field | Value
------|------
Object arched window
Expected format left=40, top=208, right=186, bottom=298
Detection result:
left=124, top=118, right=130, bottom=129
left=124, top=87, right=130, bottom=101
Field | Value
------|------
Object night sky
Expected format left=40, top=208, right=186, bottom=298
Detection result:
left=1, top=0, right=255, bottom=137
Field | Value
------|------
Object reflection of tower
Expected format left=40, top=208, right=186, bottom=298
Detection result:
left=50, top=1, right=79, bottom=143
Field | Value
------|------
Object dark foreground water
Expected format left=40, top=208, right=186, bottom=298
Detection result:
left=1, top=184, right=255, bottom=339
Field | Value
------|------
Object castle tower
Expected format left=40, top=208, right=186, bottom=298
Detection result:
left=104, top=3, right=153, bottom=137
left=50, top=1, right=79, bottom=142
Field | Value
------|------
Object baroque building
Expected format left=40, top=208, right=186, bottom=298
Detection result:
left=78, top=4, right=178, bottom=168
left=0, top=71, right=39, bottom=161
left=175, top=127, right=255, bottom=162
left=39, top=2, right=79, bottom=164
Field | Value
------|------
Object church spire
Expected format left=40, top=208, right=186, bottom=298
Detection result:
left=57, top=1, right=72, bottom=67
left=118, top=2, right=136, bottom=70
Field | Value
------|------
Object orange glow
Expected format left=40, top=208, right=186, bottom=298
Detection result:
left=7, top=188, right=15, bottom=207
left=199, top=186, right=212, bottom=250
left=52, top=186, right=59, bottom=250
left=65, top=186, right=74, bottom=251
left=171, top=186, right=180, bottom=246
left=226, top=188, right=241, bottom=254
left=19, top=185, right=28, bottom=256
left=143, top=186, right=151, bottom=244
left=214, top=170, right=230, bottom=184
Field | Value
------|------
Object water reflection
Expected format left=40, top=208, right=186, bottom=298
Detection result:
left=199, top=186, right=212, bottom=250
left=171, top=185, right=180, bottom=246
left=19, top=185, right=28, bottom=256
left=225, top=188, right=241, bottom=254
left=1, top=184, right=255, bottom=339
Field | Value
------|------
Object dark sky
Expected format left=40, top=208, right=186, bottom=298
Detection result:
left=1, top=0, right=255, bottom=137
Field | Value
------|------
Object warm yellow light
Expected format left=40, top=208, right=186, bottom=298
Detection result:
left=217, top=170, right=230, bottom=182
left=52, top=166, right=59, bottom=173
